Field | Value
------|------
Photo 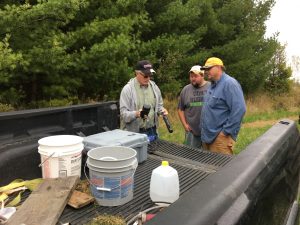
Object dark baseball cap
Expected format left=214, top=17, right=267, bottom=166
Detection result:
left=135, top=60, right=156, bottom=75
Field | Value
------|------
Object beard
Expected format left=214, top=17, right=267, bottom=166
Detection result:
left=192, top=83, right=200, bottom=88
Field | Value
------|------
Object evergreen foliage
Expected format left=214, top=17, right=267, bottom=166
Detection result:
left=0, top=0, right=291, bottom=108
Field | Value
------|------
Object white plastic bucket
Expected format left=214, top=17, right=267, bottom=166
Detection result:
left=38, top=135, right=84, bottom=178
left=87, top=146, right=138, bottom=207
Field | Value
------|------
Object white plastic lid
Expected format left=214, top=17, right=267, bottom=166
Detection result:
left=38, top=135, right=83, bottom=147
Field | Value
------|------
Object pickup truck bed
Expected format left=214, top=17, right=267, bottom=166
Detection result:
left=57, top=140, right=233, bottom=224
left=1, top=102, right=299, bottom=225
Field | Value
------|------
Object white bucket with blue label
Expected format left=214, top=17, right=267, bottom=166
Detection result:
left=86, top=146, right=138, bottom=207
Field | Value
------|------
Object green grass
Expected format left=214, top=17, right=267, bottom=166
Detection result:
left=158, top=117, right=185, bottom=145
left=243, top=110, right=299, bottom=123
left=159, top=122, right=274, bottom=154
left=158, top=108, right=299, bottom=155
left=233, top=125, right=272, bottom=154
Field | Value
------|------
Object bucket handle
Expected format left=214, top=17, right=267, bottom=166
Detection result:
left=38, top=152, right=56, bottom=167
left=84, top=161, right=137, bottom=192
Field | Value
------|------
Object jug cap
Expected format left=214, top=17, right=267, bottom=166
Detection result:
left=161, top=161, right=169, bottom=167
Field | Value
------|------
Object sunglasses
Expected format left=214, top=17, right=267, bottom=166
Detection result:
left=204, top=66, right=215, bottom=71
left=140, top=72, right=152, bottom=78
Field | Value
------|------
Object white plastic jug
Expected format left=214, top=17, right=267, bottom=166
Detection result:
left=150, top=161, right=179, bottom=203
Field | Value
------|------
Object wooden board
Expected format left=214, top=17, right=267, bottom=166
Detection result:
left=7, top=176, right=79, bottom=225
left=68, top=190, right=94, bottom=209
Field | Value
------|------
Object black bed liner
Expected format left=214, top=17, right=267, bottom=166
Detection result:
left=16, top=140, right=232, bottom=224
left=58, top=140, right=233, bottom=224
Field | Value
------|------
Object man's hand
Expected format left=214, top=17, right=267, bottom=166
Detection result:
left=135, top=110, right=141, bottom=118
left=177, top=109, right=191, bottom=133
left=161, top=108, right=168, bottom=116
left=184, top=123, right=192, bottom=132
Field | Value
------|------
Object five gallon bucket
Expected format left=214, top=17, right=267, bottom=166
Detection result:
left=87, top=146, right=138, bottom=207
left=38, top=135, right=84, bottom=178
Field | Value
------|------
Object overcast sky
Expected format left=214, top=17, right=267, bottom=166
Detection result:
left=265, top=0, right=300, bottom=81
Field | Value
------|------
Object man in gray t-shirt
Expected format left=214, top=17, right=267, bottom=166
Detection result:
left=178, top=65, right=210, bottom=148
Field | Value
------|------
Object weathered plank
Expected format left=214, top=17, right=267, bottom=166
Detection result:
left=7, top=176, right=79, bottom=225
left=68, top=190, right=94, bottom=209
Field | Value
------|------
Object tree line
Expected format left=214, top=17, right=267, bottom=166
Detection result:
left=0, top=0, right=291, bottom=109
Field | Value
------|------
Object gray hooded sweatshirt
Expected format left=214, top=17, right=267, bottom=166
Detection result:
left=119, top=78, right=165, bottom=132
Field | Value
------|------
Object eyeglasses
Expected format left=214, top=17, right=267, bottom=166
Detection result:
left=205, top=66, right=218, bottom=71
left=139, top=72, right=151, bottom=78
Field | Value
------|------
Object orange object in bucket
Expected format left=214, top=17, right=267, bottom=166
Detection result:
left=38, top=135, right=84, bottom=178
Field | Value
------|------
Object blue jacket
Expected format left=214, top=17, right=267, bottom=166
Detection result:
left=200, top=73, right=246, bottom=143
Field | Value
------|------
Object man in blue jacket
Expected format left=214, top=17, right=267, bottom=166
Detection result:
left=200, top=57, right=246, bottom=155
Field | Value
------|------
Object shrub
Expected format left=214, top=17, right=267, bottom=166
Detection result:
left=0, top=103, right=14, bottom=112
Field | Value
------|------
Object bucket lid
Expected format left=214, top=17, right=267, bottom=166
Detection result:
left=38, top=135, right=83, bottom=147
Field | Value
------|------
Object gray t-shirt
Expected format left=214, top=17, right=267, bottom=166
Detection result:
left=178, top=82, right=210, bottom=136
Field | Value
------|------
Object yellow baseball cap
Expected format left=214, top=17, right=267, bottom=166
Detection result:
left=202, top=57, right=224, bottom=69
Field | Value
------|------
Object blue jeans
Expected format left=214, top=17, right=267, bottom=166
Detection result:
left=140, top=126, right=158, bottom=142
left=185, top=131, right=202, bottom=149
